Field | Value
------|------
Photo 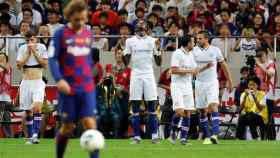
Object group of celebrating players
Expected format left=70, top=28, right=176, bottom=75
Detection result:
left=15, top=0, right=234, bottom=158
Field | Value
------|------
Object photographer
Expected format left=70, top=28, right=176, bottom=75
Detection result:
left=255, top=48, right=277, bottom=139
left=234, top=66, right=249, bottom=106
left=0, top=52, right=13, bottom=138
left=236, top=76, right=267, bottom=140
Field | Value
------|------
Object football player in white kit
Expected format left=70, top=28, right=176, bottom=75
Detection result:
left=123, top=20, right=162, bottom=144
left=193, top=31, right=233, bottom=144
left=169, top=35, right=213, bottom=145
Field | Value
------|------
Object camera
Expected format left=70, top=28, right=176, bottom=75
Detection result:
left=245, top=55, right=256, bottom=76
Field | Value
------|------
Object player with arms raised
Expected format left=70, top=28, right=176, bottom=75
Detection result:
left=193, top=31, right=233, bottom=144
left=48, top=1, right=99, bottom=158
left=123, top=20, right=162, bottom=144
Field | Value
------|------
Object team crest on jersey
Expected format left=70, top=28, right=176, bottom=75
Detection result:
left=67, top=46, right=90, bottom=56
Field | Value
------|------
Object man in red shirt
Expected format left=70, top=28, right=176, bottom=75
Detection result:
left=91, top=0, right=119, bottom=29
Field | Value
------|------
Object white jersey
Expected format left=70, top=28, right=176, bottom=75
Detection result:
left=17, top=43, right=48, bottom=66
left=124, top=35, right=157, bottom=77
left=171, top=48, right=197, bottom=88
left=193, top=45, right=224, bottom=82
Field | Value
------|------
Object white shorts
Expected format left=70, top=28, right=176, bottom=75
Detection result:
left=129, top=76, right=157, bottom=101
left=171, top=83, right=195, bottom=111
left=195, top=80, right=219, bottom=109
left=19, top=79, right=46, bottom=110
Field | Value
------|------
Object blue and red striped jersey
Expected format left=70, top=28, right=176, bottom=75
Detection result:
left=48, top=25, right=94, bottom=94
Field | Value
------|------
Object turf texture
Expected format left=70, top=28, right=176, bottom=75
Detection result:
left=0, top=139, right=280, bottom=158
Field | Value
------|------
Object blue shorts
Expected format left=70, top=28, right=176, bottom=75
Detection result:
left=58, top=90, right=96, bottom=123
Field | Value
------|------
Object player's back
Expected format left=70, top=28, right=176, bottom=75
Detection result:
left=192, top=45, right=224, bottom=82
left=126, top=35, right=156, bottom=77
left=50, top=26, right=94, bottom=93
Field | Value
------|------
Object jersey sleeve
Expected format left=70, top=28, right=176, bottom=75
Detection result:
left=171, top=51, right=180, bottom=67
left=123, top=38, right=132, bottom=55
left=40, top=44, right=48, bottom=59
left=48, top=28, right=64, bottom=82
left=215, top=47, right=224, bottom=63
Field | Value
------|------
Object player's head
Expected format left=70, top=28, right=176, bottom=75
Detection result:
left=196, top=30, right=210, bottom=48
left=64, top=0, right=88, bottom=30
left=180, top=35, right=194, bottom=50
left=25, top=31, right=37, bottom=44
left=135, top=20, right=147, bottom=37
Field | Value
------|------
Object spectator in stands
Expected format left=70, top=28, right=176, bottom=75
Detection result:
left=234, top=27, right=261, bottom=54
left=149, top=0, right=167, bottom=16
left=127, top=0, right=148, bottom=24
left=252, top=13, right=265, bottom=36
left=17, top=0, right=42, bottom=28
left=211, top=24, right=236, bottom=57
left=260, top=32, right=274, bottom=52
left=165, top=5, right=185, bottom=29
left=187, top=23, right=203, bottom=36
left=234, top=66, right=249, bottom=106
left=268, top=14, right=280, bottom=51
left=117, top=0, right=135, bottom=15
left=255, top=48, right=277, bottom=139
left=118, top=9, right=129, bottom=24
left=91, top=0, right=119, bottom=29
left=235, top=0, right=253, bottom=30
left=91, top=48, right=103, bottom=85
left=0, top=3, right=17, bottom=26
left=158, top=68, right=172, bottom=138
left=215, top=9, right=240, bottom=36
left=5, top=0, right=22, bottom=16
left=166, top=0, right=192, bottom=17
left=111, top=23, right=131, bottom=51
left=92, top=24, right=109, bottom=52
left=150, top=4, right=165, bottom=27
left=38, top=24, right=51, bottom=48
left=98, top=11, right=115, bottom=35
left=0, top=22, right=13, bottom=54
left=20, top=8, right=37, bottom=33
left=46, top=9, right=63, bottom=36
left=163, top=21, right=183, bottom=51
left=131, top=8, right=146, bottom=29
left=12, top=21, right=31, bottom=54
left=146, top=13, right=164, bottom=36
left=0, top=52, right=13, bottom=138
left=106, top=48, right=131, bottom=138
left=236, top=76, right=267, bottom=140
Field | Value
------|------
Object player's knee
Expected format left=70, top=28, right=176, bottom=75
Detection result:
left=208, top=103, right=219, bottom=112
left=32, top=102, right=42, bottom=113
left=60, top=123, right=76, bottom=135
left=81, top=117, right=96, bottom=129
left=147, top=101, right=157, bottom=113
left=131, top=100, right=141, bottom=114
left=25, top=110, right=33, bottom=116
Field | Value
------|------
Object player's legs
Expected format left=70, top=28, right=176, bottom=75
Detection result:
left=24, top=110, right=33, bottom=144
left=78, top=91, right=99, bottom=158
left=147, top=100, right=159, bottom=143
left=130, top=100, right=141, bottom=143
left=30, top=79, right=45, bottom=143
left=56, top=123, right=76, bottom=158
left=180, top=110, right=191, bottom=145
left=56, top=94, right=77, bottom=158
left=206, top=80, right=220, bottom=144
left=80, top=117, right=99, bottom=158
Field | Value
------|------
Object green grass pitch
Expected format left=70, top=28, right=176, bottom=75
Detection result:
left=0, top=139, right=280, bottom=158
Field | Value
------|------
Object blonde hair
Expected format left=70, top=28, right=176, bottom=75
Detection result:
left=63, top=0, right=88, bottom=21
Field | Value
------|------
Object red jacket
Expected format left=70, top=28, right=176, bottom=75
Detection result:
left=91, top=10, right=119, bottom=28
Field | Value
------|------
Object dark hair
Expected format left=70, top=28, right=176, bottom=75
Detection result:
left=135, top=0, right=146, bottom=8
left=169, top=21, right=179, bottom=29
left=248, top=75, right=261, bottom=87
left=22, top=8, right=33, bottom=16
left=92, top=24, right=101, bottom=28
left=19, top=21, right=31, bottom=28
left=100, top=0, right=111, bottom=6
left=119, top=23, right=131, bottom=30
left=118, top=9, right=128, bottom=16
left=0, top=3, right=9, bottom=10
left=22, top=0, right=33, bottom=4
left=135, top=8, right=145, bottom=14
left=152, top=5, right=163, bottom=12
left=25, top=31, right=36, bottom=39
left=0, top=52, right=8, bottom=62
left=147, top=13, right=158, bottom=20
left=47, top=9, right=60, bottom=15
left=63, top=0, right=87, bottom=21
left=198, top=30, right=211, bottom=39
left=99, top=11, right=108, bottom=18
left=220, top=9, right=231, bottom=16
left=240, top=66, right=249, bottom=73
left=180, top=35, right=192, bottom=47
left=255, top=47, right=268, bottom=57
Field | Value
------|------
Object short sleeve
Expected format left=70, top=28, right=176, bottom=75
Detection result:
left=123, top=39, right=131, bottom=55
left=40, top=45, right=48, bottom=59
left=215, top=47, right=224, bottom=63
left=171, top=51, right=180, bottom=67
